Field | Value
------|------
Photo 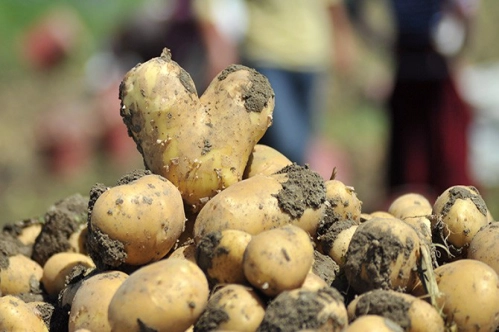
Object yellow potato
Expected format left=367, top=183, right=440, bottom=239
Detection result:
left=468, top=222, right=499, bottom=275
left=120, top=49, right=275, bottom=211
left=243, top=144, right=292, bottom=178
left=243, top=224, right=314, bottom=297
left=387, top=193, right=432, bottom=218
left=317, top=219, right=359, bottom=268
left=300, top=272, right=329, bottom=291
left=68, top=271, right=128, bottom=332
left=0, top=295, right=48, bottom=332
left=0, top=254, right=43, bottom=296
left=346, top=315, right=404, bottom=332
left=108, top=258, right=209, bottom=332
left=325, top=179, right=363, bottom=222
left=88, top=174, right=186, bottom=267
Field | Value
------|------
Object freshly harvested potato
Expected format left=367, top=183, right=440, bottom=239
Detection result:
left=0, top=254, right=43, bottom=296
left=194, top=164, right=326, bottom=242
left=412, top=259, right=499, bottom=331
left=194, top=284, right=266, bottom=332
left=344, top=217, right=425, bottom=293
left=68, top=271, right=128, bottom=332
left=347, top=289, right=445, bottom=332
left=243, top=144, right=292, bottom=178
left=243, top=224, right=314, bottom=297
left=196, top=229, right=252, bottom=286
left=88, top=174, right=186, bottom=268
left=42, top=252, right=95, bottom=297
left=108, top=258, right=209, bottom=332
left=120, top=48, right=275, bottom=211
left=168, top=242, right=197, bottom=263
left=257, top=287, right=348, bottom=332
left=388, top=193, right=433, bottom=243
left=468, top=222, right=499, bottom=275
left=300, top=272, right=329, bottom=291
left=346, top=315, right=404, bottom=332
left=388, top=193, right=432, bottom=218
left=317, top=219, right=359, bottom=268
left=324, top=178, right=362, bottom=222
left=0, top=295, right=48, bottom=332
left=432, top=185, right=489, bottom=260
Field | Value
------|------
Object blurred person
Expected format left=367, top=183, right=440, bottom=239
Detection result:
left=193, top=0, right=356, bottom=167
left=348, top=0, right=480, bottom=199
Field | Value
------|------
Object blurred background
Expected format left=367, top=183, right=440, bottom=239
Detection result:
left=0, top=0, right=498, bottom=225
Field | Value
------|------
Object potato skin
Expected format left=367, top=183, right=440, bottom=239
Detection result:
left=0, top=295, right=48, bottom=332
left=120, top=49, right=275, bottom=211
left=243, top=144, right=292, bottom=178
left=468, top=222, right=499, bottom=275
left=0, top=254, right=43, bottom=296
left=108, top=258, right=209, bottom=332
left=346, top=315, right=404, bottom=332
left=88, top=174, right=186, bottom=267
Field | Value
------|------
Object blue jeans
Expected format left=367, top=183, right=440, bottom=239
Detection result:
left=252, top=66, right=322, bottom=165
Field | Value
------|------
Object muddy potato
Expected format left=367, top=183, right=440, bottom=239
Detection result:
left=0, top=254, right=43, bottom=296
left=432, top=185, right=489, bottom=259
left=300, top=272, right=329, bottom=292
left=468, top=222, right=499, bottom=275
left=195, top=284, right=266, bottom=332
left=413, top=259, right=499, bottom=331
left=42, top=252, right=95, bottom=297
left=325, top=178, right=362, bottom=222
left=347, top=289, right=445, bottom=332
left=196, top=229, right=252, bottom=286
left=344, top=217, right=424, bottom=294
left=257, top=287, right=348, bottom=332
left=0, top=295, right=48, bottom=332
left=194, top=164, right=326, bottom=242
left=120, top=49, right=275, bottom=211
left=68, top=271, right=128, bottom=332
left=388, top=193, right=433, bottom=243
left=88, top=174, right=186, bottom=268
left=317, top=219, right=359, bottom=268
left=346, top=315, right=404, bottom=332
left=243, top=224, right=314, bottom=297
left=243, top=144, right=293, bottom=178
left=108, top=258, right=209, bottom=332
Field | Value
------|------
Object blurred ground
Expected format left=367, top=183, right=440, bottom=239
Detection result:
left=0, top=0, right=498, bottom=224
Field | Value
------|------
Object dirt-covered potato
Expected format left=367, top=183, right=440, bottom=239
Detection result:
left=344, top=217, right=425, bottom=294
left=346, top=315, right=404, bottom=332
left=243, top=144, right=293, bottom=178
left=317, top=219, right=359, bottom=268
left=467, top=222, right=499, bottom=275
left=196, top=229, right=252, bottom=287
left=42, top=252, right=95, bottom=297
left=243, top=224, right=314, bottom=297
left=347, top=289, right=445, bottom=332
left=0, top=295, right=48, bottom=332
left=120, top=48, right=275, bottom=211
left=412, top=259, right=499, bottom=331
left=431, top=185, right=489, bottom=260
left=68, top=271, right=128, bottom=332
left=194, top=164, right=326, bottom=242
left=257, top=287, right=348, bottom=332
left=87, top=174, right=186, bottom=268
left=108, top=258, right=209, bottom=332
left=0, top=254, right=43, bottom=296
left=324, top=178, right=362, bottom=222
left=194, top=284, right=266, bottom=332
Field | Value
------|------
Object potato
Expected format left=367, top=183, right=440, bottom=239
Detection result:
left=346, top=315, right=404, bottom=332
left=300, top=272, right=329, bottom=291
left=432, top=185, right=489, bottom=260
left=196, top=229, right=252, bottom=287
left=168, top=242, right=197, bottom=263
left=257, top=287, right=348, bottom=332
left=388, top=193, right=432, bottom=218
left=388, top=193, right=433, bottom=243
left=42, top=252, right=95, bottom=297
left=0, top=254, right=43, bottom=296
left=108, top=258, right=209, bottom=332
left=0, top=295, right=48, bottom=332
left=467, top=222, right=499, bottom=274
left=243, top=224, right=314, bottom=297
left=243, top=144, right=293, bottom=178
left=317, top=219, right=359, bottom=268
left=194, top=284, right=266, bottom=332
left=412, top=259, right=499, bottom=331
left=347, top=289, right=445, bottom=332
left=344, top=217, right=424, bottom=293
left=325, top=178, right=362, bottom=222
left=194, top=164, right=326, bottom=242
left=68, top=271, right=128, bottom=332
left=119, top=48, right=275, bottom=211
left=88, top=174, right=186, bottom=268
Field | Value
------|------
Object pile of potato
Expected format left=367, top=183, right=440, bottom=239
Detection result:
left=1, top=49, right=498, bottom=332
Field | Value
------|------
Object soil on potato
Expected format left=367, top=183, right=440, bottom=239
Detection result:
left=317, top=219, right=358, bottom=257
left=312, top=250, right=339, bottom=286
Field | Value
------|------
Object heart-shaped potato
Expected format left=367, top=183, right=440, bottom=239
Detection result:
left=120, top=49, right=275, bottom=211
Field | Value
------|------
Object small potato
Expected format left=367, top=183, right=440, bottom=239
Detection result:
left=325, top=179, right=362, bottom=222
left=317, top=219, right=359, bottom=268
left=68, top=271, right=128, bottom=332
left=195, top=284, right=266, bottom=332
left=196, top=229, right=252, bottom=286
left=387, top=193, right=432, bottom=218
left=243, top=144, right=293, bottom=178
left=168, top=242, right=197, bottom=263
left=243, top=224, right=314, bottom=297
left=412, top=259, right=499, bottom=331
left=346, top=315, right=404, bottom=332
left=0, top=254, right=43, bottom=295
left=42, top=252, right=95, bottom=297
left=347, top=289, right=445, bottom=332
left=0, top=295, right=48, bottom=332
left=300, top=272, right=329, bottom=291
left=468, top=222, right=499, bottom=275
left=108, top=258, right=209, bottom=332
left=88, top=174, right=186, bottom=268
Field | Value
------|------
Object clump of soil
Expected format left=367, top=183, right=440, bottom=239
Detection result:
left=312, top=250, right=339, bottom=286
